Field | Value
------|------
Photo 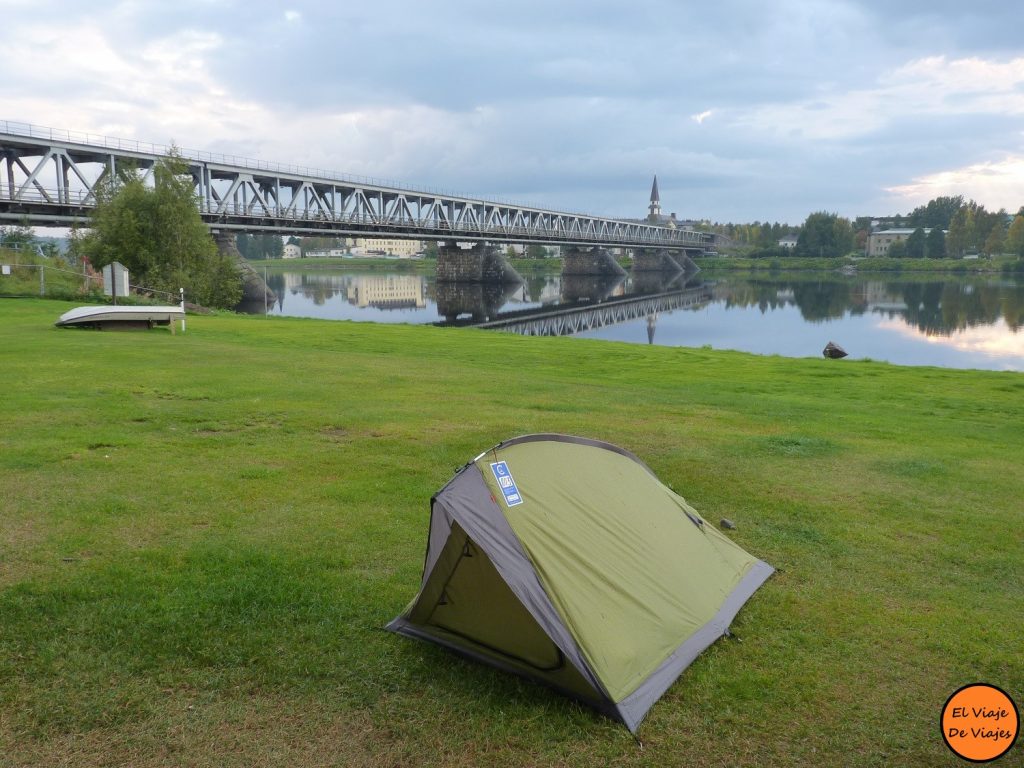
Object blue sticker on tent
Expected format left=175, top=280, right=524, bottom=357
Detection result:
left=490, top=461, right=523, bottom=507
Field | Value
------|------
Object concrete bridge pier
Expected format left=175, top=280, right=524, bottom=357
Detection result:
left=676, top=250, right=701, bottom=274
left=631, top=248, right=701, bottom=294
left=436, top=242, right=524, bottom=285
left=561, top=246, right=627, bottom=277
left=633, top=247, right=685, bottom=273
left=213, top=231, right=277, bottom=311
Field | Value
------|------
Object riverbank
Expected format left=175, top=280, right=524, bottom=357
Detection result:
left=249, top=256, right=563, bottom=274
left=695, top=253, right=1024, bottom=273
left=2, top=298, right=1021, bottom=767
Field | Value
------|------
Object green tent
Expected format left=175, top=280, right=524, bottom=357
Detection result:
left=387, top=434, right=773, bottom=732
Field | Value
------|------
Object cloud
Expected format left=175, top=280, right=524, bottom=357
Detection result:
left=885, top=156, right=1024, bottom=212
left=878, top=317, right=1024, bottom=370
left=737, top=55, right=1024, bottom=143
left=3, top=2, right=1024, bottom=222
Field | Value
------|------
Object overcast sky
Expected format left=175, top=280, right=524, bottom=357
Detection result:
left=2, top=0, right=1022, bottom=224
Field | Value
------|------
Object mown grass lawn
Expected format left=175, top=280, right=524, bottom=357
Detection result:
left=1, top=299, right=1021, bottom=767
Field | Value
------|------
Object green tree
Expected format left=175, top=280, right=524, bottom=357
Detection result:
left=78, top=150, right=242, bottom=308
left=236, top=233, right=252, bottom=258
left=925, top=227, right=946, bottom=259
left=526, top=244, right=548, bottom=259
left=909, top=196, right=964, bottom=229
left=241, top=235, right=283, bottom=260
left=887, top=240, right=908, bottom=258
left=854, top=228, right=869, bottom=252
left=1006, top=216, right=1024, bottom=257
left=796, top=212, right=854, bottom=258
left=905, top=228, right=926, bottom=259
left=946, top=208, right=969, bottom=257
left=0, top=224, right=36, bottom=250
left=983, top=220, right=1006, bottom=255
left=974, top=207, right=1005, bottom=252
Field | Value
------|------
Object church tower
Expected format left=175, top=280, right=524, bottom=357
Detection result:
left=648, top=175, right=661, bottom=222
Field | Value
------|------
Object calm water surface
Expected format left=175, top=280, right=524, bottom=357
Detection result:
left=259, top=269, right=1024, bottom=371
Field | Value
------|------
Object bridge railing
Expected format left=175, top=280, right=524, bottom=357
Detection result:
left=0, top=120, right=596, bottom=216
left=2, top=185, right=710, bottom=247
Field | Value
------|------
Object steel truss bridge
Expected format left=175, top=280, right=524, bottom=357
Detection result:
left=474, top=284, right=713, bottom=336
left=0, top=121, right=714, bottom=252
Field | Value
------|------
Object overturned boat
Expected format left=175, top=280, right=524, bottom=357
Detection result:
left=55, top=305, right=184, bottom=331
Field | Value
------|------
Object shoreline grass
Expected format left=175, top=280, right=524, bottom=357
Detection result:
left=1, top=298, right=1021, bottom=766
left=695, top=253, right=1024, bottom=274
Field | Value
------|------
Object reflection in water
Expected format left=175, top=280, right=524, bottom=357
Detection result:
left=632, top=269, right=688, bottom=295
left=347, top=275, right=426, bottom=309
left=434, top=282, right=523, bottom=323
left=879, top=317, right=1024, bottom=360
left=252, top=268, right=1024, bottom=370
left=560, top=274, right=626, bottom=303
left=713, top=278, right=1024, bottom=336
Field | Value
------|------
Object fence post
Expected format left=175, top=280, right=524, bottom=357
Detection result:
left=40, top=265, right=45, bottom=297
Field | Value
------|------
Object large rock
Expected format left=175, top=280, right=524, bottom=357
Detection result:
left=823, top=341, right=848, bottom=359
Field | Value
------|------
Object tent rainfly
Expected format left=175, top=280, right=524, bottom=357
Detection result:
left=387, top=434, right=774, bottom=732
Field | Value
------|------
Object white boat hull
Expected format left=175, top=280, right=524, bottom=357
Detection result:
left=56, top=305, right=185, bottom=330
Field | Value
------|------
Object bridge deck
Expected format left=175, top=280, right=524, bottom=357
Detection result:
left=1, top=121, right=714, bottom=252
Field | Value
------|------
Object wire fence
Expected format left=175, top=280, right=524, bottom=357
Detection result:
left=0, top=257, right=180, bottom=302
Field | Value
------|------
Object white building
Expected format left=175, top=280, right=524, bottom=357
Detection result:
left=349, top=238, right=422, bottom=258
left=778, top=234, right=799, bottom=249
left=283, top=243, right=301, bottom=259
left=866, top=228, right=940, bottom=257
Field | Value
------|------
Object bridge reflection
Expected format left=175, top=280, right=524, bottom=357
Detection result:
left=437, top=272, right=711, bottom=340
left=245, top=267, right=712, bottom=341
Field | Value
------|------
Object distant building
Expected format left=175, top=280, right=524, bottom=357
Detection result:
left=283, top=243, right=301, bottom=259
left=866, top=228, right=941, bottom=257
left=645, top=175, right=680, bottom=228
left=349, top=238, right=422, bottom=258
left=778, top=234, right=799, bottom=249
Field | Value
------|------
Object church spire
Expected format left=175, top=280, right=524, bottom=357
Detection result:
left=648, top=175, right=661, bottom=221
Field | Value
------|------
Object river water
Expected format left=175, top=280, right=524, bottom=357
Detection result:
left=256, top=268, right=1024, bottom=371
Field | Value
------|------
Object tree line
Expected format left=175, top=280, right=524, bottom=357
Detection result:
left=708, top=195, right=1024, bottom=260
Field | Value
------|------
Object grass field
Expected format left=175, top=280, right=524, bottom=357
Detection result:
left=1, top=299, right=1021, bottom=767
